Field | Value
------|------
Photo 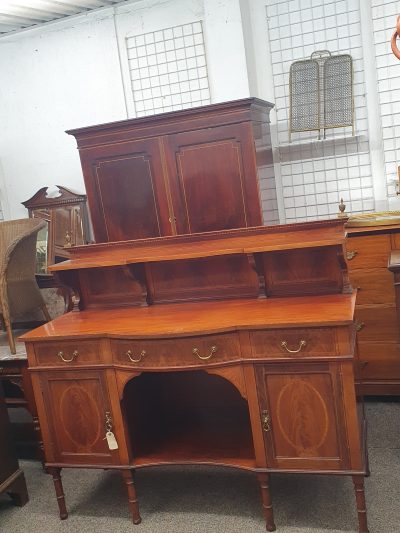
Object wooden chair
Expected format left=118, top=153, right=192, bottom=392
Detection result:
left=0, top=218, right=51, bottom=353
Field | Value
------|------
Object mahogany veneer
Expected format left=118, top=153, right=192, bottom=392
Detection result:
left=21, top=219, right=369, bottom=533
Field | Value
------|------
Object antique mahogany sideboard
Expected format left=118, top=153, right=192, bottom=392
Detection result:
left=66, top=97, right=276, bottom=242
left=21, top=220, right=369, bottom=532
left=346, top=223, right=400, bottom=394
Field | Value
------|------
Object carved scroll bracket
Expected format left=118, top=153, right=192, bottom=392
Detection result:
left=247, top=253, right=267, bottom=299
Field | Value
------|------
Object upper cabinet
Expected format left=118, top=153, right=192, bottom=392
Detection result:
left=67, top=98, right=275, bottom=243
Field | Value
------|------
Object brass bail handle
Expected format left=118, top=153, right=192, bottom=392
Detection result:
left=126, top=349, right=146, bottom=363
left=58, top=350, right=79, bottom=363
left=280, top=340, right=306, bottom=354
left=193, top=345, right=218, bottom=360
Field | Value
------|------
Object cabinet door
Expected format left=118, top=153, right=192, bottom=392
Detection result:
left=80, top=138, right=172, bottom=242
left=39, top=370, right=120, bottom=465
left=255, top=362, right=350, bottom=471
left=165, top=123, right=262, bottom=234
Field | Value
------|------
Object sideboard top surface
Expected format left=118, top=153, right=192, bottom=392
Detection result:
left=20, top=293, right=356, bottom=341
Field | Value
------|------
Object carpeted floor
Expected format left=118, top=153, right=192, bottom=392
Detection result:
left=0, top=401, right=399, bottom=533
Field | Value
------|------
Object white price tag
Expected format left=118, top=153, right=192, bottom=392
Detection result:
left=105, top=431, right=119, bottom=450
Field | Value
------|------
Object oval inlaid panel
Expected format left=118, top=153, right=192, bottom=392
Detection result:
left=276, top=380, right=329, bottom=457
left=60, top=386, right=102, bottom=448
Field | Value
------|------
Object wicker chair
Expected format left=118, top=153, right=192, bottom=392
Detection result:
left=0, top=218, right=51, bottom=354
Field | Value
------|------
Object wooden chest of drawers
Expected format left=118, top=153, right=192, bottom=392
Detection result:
left=346, top=224, right=400, bottom=395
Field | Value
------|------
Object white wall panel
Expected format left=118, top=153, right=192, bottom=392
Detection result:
left=265, top=0, right=374, bottom=221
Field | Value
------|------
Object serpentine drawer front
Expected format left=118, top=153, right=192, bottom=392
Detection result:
left=111, top=333, right=241, bottom=368
left=34, top=340, right=105, bottom=366
left=250, top=327, right=347, bottom=358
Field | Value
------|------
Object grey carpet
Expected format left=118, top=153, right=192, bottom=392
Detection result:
left=0, top=401, right=399, bottom=533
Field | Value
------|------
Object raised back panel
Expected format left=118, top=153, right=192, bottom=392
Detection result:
left=79, top=267, right=146, bottom=308
left=262, top=246, right=344, bottom=297
left=165, top=123, right=262, bottom=233
left=145, top=255, right=260, bottom=304
left=95, top=155, right=160, bottom=240
left=79, top=138, right=172, bottom=242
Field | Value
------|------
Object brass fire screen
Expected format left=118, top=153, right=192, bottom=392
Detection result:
left=289, top=50, right=354, bottom=141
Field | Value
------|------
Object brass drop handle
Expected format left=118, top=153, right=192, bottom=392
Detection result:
left=356, top=322, right=365, bottom=332
left=262, top=410, right=271, bottom=432
left=347, top=250, right=358, bottom=261
left=58, top=350, right=79, bottom=363
left=126, top=349, right=146, bottom=363
left=280, top=340, right=306, bottom=353
left=193, top=345, right=218, bottom=360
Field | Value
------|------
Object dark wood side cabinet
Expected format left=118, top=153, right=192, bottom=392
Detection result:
left=346, top=223, right=400, bottom=395
left=22, top=220, right=369, bottom=533
left=0, top=381, right=29, bottom=507
left=67, top=98, right=275, bottom=242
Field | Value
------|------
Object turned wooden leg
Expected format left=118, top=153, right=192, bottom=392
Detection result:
left=352, top=475, right=369, bottom=533
left=49, top=467, right=68, bottom=520
left=257, top=473, right=276, bottom=532
left=122, top=469, right=141, bottom=524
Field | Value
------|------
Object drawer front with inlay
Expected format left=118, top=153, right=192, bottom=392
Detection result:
left=111, top=333, right=241, bottom=368
left=34, top=340, right=105, bottom=366
left=249, top=327, right=349, bottom=359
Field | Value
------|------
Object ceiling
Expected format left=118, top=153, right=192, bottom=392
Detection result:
left=0, top=0, right=129, bottom=36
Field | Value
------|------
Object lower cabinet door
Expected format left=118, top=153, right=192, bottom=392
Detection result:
left=39, top=370, right=120, bottom=465
left=255, top=362, right=350, bottom=471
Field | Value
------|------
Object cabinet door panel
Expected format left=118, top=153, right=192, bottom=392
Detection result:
left=165, top=124, right=262, bottom=234
left=80, top=138, right=172, bottom=242
left=255, top=363, right=349, bottom=471
left=39, top=371, right=119, bottom=465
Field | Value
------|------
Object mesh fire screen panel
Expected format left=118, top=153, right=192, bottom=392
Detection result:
left=289, top=51, right=354, bottom=141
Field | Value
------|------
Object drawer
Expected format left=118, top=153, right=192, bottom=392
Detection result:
left=249, top=327, right=349, bottom=359
left=350, top=268, right=395, bottom=305
left=345, top=234, right=391, bottom=270
left=355, top=305, right=399, bottom=342
left=357, top=342, right=400, bottom=380
left=111, top=333, right=241, bottom=368
left=34, top=340, right=104, bottom=366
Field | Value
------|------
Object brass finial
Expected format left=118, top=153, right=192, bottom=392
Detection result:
left=338, top=198, right=346, bottom=218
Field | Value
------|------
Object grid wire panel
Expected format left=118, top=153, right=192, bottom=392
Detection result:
left=127, top=22, right=211, bottom=117
left=266, top=0, right=374, bottom=222
left=371, top=0, right=400, bottom=198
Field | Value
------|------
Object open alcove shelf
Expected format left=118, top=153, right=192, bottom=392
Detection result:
left=123, top=370, right=256, bottom=470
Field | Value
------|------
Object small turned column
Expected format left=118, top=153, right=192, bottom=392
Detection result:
left=257, top=473, right=276, bottom=531
left=48, top=467, right=68, bottom=520
left=122, top=469, right=141, bottom=524
left=352, top=475, right=369, bottom=533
